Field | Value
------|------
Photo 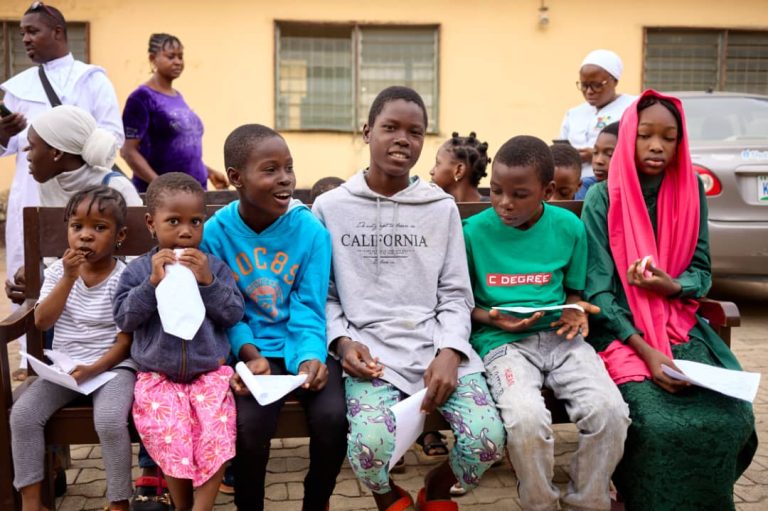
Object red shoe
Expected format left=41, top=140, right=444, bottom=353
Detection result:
left=386, top=485, right=416, bottom=511
left=416, top=487, right=458, bottom=511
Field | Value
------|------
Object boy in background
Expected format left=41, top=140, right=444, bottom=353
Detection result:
left=550, top=143, right=582, bottom=200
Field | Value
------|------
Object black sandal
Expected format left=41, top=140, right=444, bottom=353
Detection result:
left=415, top=431, right=449, bottom=458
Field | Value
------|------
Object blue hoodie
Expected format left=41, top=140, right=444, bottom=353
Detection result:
left=200, top=199, right=331, bottom=374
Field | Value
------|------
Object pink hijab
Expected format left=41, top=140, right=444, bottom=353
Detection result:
left=600, top=90, right=701, bottom=384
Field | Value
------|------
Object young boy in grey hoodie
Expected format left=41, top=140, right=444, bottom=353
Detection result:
left=312, top=86, right=504, bottom=511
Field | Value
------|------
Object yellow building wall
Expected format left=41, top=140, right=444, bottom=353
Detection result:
left=2, top=0, right=767, bottom=192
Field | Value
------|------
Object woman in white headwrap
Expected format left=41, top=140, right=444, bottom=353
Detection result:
left=27, top=104, right=142, bottom=207
left=559, top=49, right=636, bottom=186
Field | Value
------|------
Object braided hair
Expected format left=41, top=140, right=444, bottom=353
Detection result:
left=445, top=132, right=491, bottom=186
left=148, top=33, right=182, bottom=55
left=64, top=185, right=128, bottom=229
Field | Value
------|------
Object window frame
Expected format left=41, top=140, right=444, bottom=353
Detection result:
left=1, top=19, right=90, bottom=86
left=274, top=20, right=440, bottom=134
left=642, top=26, right=768, bottom=93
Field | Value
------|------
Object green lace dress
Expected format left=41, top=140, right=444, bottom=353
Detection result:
left=581, top=177, right=757, bottom=511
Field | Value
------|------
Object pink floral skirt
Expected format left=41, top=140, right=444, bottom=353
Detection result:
left=133, top=366, right=236, bottom=487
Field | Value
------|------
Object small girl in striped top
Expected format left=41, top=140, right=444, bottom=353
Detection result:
left=10, top=185, right=135, bottom=511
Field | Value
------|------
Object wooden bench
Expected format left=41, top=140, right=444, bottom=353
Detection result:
left=0, top=198, right=740, bottom=509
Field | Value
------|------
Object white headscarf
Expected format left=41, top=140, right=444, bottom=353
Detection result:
left=581, top=49, right=624, bottom=80
left=31, top=105, right=118, bottom=169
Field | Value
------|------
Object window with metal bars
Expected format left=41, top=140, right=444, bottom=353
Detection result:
left=275, top=22, right=439, bottom=133
left=1, top=20, right=88, bottom=97
left=644, top=28, right=768, bottom=94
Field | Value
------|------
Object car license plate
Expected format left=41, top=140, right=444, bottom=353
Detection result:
left=760, top=175, right=768, bottom=202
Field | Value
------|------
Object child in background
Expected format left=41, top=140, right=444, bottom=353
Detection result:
left=313, top=86, right=504, bottom=511
left=201, top=124, right=346, bottom=511
left=582, top=91, right=756, bottom=510
left=550, top=143, right=582, bottom=200
left=430, top=131, right=491, bottom=202
left=425, top=130, right=493, bottom=467
left=576, top=121, right=619, bottom=199
left=310, top=176, right=345, bottom=202
left=11, top=186, right=133, bottom=511
left=114, top=172, right=244, bottom=511
left=590, top=121, right=619, bottom=184
left=464, top=135, right=629, bottom=511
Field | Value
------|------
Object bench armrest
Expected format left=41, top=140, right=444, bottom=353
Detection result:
left=0, top=299, right=36, bottom=344
left=699, top=297, right=740, bottom=328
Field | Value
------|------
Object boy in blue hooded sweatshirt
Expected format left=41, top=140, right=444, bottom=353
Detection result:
left=200, top=124, right=347, bottom=511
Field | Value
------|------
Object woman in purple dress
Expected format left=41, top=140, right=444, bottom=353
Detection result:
left=121, top=33, right=227, bottom=192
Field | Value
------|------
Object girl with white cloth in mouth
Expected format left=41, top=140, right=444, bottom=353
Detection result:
left=26, top=104, right=142, bottom=208
left=559, top=49, right=636, bottom=180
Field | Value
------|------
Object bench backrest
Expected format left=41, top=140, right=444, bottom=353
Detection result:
left=22, top=198, right=583, bottom=296
left=19, top=198, right=582, bottom=357
left=23, top=198, right=582, bottom=278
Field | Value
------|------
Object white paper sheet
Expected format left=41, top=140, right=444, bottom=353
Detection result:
left=662, top=360, right=761, bottom=402
left=492, top=303, right=585, bottom=315
left=44, top=349, right=78, bottom=374
left=21, top=352, right=117, bottom=395
left=155, top=249, right=206, bottom=340
left=235, top=361, right=308, bottom=406
left=389, top=388, right=428, bottom=470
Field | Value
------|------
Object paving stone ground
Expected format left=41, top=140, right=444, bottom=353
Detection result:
left=1, top=249, right=765, bottom=510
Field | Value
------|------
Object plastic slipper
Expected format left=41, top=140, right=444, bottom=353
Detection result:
left=416, top=487, right=458, bottom=511
left=415, top=431, right=449, bottom=457
left=386, top=484, right=416, bottom=511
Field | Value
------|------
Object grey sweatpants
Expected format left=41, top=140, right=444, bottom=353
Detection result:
left=484, top=331, right=630, bottom=511
left=11, top=368, right=135, bottom=502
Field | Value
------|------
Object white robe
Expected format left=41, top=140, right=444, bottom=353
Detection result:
left=559, top=94, right=636, bottom=178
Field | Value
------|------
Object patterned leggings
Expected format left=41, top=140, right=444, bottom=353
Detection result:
left=345, top=373, right=505, bottom=494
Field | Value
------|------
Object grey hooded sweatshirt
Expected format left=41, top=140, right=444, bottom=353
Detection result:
left=312, top=170, right=484, bottom=395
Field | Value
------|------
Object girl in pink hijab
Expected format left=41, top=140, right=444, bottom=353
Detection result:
left=581, top=89, right=756, bottom=510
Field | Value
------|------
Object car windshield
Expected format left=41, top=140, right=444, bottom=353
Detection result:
left=681, top=96, right=768, bottom=142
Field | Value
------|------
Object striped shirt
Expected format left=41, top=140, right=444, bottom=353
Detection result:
left=39, top=258, right=131, bottom=367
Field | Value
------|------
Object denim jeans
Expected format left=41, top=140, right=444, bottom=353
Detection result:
left=484, top=331, right=630, bottom=511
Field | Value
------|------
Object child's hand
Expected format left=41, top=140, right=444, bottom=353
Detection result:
left=627, top=259, right=682, bottom=297
left=61, top=248, right=87, bottom=280
left=177, top=248, right=214, bottom=286
left=550, top=301, right=601, bottom=340
left=421, top=348, right=461, bottom=413
left=149, top=249, right=177, bottom=286
left=70, top=364, right=97, bottom=384
left=229, top=356, right=271, bottom=396
left=632, top=339, right=690, bottom=394
left=337, top=337, right=384, bottom=380
left=488, top=309, right=543, bottom=332
left=298, top=359, right=328, bottom=391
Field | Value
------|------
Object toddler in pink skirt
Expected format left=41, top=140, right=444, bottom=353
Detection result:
left=114, top=173, right=245, bottom=509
